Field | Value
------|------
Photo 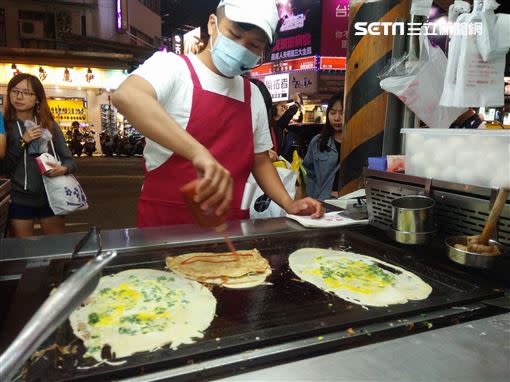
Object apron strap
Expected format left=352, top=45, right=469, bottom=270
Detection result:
left=181, top=55, right=203, bottom=91
left=242, top=77, right=251, bottom=105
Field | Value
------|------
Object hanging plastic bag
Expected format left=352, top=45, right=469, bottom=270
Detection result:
left=380, top=28, right=466, bottom=128
left=24, top=120, right=52, bottom=156
left=440, top=13, right=470, bottom=107
left=452, top=14, right=505, bottom=106
left=410, top=0, right=434, bottom=16
left=441, top=0, right=508, bottom=107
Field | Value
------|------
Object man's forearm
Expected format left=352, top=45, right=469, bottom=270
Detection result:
left=252, top=152, right=293, bottom=210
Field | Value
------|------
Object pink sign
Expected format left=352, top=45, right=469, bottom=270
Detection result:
left=321, top=0, right=349, bottom=57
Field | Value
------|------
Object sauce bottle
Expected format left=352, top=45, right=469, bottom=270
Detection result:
left=180, top=179, right=228, bottom=231
left=181, top=179, right=238, bottom=254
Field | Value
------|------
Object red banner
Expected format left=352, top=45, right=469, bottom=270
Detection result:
left=319, top=56, right=347, bottom=70
left=321, top=0, right=349, bottom=57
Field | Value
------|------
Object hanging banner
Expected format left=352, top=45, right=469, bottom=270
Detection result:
left=264, top=73, right=290, bottom=102
left=270, top=0, right=322, bottom=62
left=320, top=56, right=347, bottom=70
left=251, top=56, right=317, bottom=76
left=321, top=0, right=349, bottom=57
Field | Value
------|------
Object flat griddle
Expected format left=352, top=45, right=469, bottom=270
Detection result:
left=13, top=228, right=504, bottom=381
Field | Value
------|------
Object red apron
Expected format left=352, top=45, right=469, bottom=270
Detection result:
left=137, top=55, right=254, bottom=227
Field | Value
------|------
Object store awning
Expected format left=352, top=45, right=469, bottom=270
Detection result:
left=0, top=47, right=138, bottom=70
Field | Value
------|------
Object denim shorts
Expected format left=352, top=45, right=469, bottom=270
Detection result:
left=8, top=202, right=55, bottom=220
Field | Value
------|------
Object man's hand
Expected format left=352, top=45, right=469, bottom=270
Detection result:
left=284, top=197, right=324, bottom=218
left=22, top=126, right=43, bottom=143
left=191, top=148, right=233, bottom=217
left=44, top=163, right=68, bottom=177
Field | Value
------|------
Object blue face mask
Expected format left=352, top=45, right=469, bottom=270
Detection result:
left=210, top=20, right=262, bottom=77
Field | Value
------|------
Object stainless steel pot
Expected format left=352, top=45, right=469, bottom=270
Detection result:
left=391, top=195, right=435, bottom=232
left=387, top=227, right=437, bottom=245
left=445, top=236, right=504, bottom=269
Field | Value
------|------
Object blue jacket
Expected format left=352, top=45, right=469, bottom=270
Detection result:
left=303, top=135, right=340, bottom=201
left=0, top=112, right=5, bottom=134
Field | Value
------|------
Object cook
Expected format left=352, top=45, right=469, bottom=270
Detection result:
left=112, top=0, right=324, bottom=227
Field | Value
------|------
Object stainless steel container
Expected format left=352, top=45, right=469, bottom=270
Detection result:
left=387, top=227, right=437, bottom=246
left=445, top=236, right=503, bottom=269
left=391, top=195, right=435, bottom=233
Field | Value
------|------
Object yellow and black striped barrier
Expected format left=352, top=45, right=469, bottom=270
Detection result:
left=339, top=0, right=410, bottom=195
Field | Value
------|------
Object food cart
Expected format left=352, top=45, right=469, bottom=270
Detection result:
left=0, top=169, right=508, bottom=381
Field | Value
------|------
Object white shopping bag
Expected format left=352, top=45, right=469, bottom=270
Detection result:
left=380, top=29, right=466, bottom=128
left=42, top=171, right=89, bottom=215
left=247, top=167, right=297, bottom=219
left=41, top=140, right=88, bottom=215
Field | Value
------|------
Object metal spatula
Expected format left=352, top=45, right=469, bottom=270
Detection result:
left=0, top=227, right=117, bottom=382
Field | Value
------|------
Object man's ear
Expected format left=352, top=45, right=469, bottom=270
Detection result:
left=207, top=14, right=217, bottom=36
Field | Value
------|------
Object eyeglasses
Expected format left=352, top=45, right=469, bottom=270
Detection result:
left=10, top=89, right=36, bottom=98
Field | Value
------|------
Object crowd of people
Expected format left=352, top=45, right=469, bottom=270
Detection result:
left=1, top=0, right=349, bottom=238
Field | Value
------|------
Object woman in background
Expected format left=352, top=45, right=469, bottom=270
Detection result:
left=3, top=73, right=76, bottom=237
left=303, top=93, right=344, bottom=201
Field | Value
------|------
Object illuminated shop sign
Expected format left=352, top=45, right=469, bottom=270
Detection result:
left=116, top=0, right=128, bottom=32
left=271, top=0, right=322, bottom=62
left=321, top=0, right=349, bottom=57
left=264, top=73, right=290, bottom=102
left=0, top=64, right=127, bottom=89
left=252, top=56, right=317, bottom=76
left=173, top=35, right=182, bottom=55
left=319, top=56, right=346, bottom=70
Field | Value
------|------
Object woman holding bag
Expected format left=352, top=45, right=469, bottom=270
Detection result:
left=3, top=73, right=76, bottom=237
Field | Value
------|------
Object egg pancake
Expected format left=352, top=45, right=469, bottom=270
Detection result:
left=69, top=269, right=216, bottom=362
left=289, top=248, right=432, bottom=307
left=166, top=249, right=271, bottom=288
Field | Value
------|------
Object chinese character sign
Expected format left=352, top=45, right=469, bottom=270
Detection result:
left=290, top=72, right=318, bottom=96
left=270, top=0, right=322, bottom=62
left=264, top=73, right=290, bottom=102
left=321, top=0, right=349, bottom=57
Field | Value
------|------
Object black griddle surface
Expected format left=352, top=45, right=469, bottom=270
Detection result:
left=20, top=229, right=502, bottom=381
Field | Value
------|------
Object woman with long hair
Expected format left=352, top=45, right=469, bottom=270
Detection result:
left=302, top=93, right=344, bottom=201
left=3, top=73, right=76, bottom=237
